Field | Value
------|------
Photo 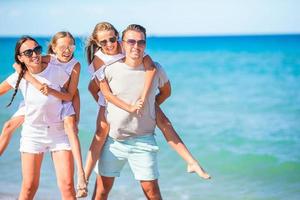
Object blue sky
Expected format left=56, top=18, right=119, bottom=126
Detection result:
left=0, top=0, right=299, bottom=36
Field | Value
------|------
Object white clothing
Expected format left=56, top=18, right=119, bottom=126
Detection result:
left=61, top=101, right=76, bottom=119
left=10, top=56, right=79, bottom=120
left=50, top=55, right=79, bottom=76
left=50, top=56, right=78, bottom=118
left=12, top=101, right=25, bottom=118
left=6, top=64, right=69, bottom=147
left=19, top=124, right=71, bottom=153
left=104, top=61, right=161, bottom=140
left=154, top=62, right=169, bottom=88
left=88, top=50, right=124, bottom=106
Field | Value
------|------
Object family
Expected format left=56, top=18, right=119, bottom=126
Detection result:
left=0, top=22, right=210, bottom=200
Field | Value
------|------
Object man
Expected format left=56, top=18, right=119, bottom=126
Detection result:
left=95, top=24, right=163, bottom=200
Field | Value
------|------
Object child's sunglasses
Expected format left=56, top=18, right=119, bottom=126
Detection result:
left=99, top=37, right=117, bottom=47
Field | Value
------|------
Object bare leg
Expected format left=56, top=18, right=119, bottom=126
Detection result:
left=140, top=179, right=162, bottom=200
left=156, top=105, right=211, bottom=179
left=92, top=176, right=115, bottom=200
left=64, top=116, right=87, bottom=198
left=19, top=152, right=43, bottom=200
left=52, top=150, right=76, bottom=200
left=84, top=106, right=109, bottom=182
left=0, top=115, right=24, bottom=156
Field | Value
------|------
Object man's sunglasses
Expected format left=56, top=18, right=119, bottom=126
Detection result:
left=123, top=39, right=146, bottom=47
left=99, top=37, right=117, bottom=47
left=19, top=45, right=42, bottom=57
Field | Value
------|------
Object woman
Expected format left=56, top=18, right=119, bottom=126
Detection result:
left=0, top=36, right=76, bottom=199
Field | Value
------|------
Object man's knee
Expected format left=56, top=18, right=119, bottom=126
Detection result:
left=141, top=180, right=162, bottom=200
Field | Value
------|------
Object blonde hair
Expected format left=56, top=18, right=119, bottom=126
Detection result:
left=85, top=22, right=119, bottom=64
left=122, top=24, right=146, bottom=40
left=47, top=31, right=75, bottom=54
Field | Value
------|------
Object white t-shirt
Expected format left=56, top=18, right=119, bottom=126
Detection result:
left=6, top=64, right=69, bottom=127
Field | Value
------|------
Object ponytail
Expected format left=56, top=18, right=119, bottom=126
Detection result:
left=85, top=38, right=100, bottom=64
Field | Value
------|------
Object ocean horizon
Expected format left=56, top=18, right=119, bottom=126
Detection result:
left=0, top=35, right=300, bottom=200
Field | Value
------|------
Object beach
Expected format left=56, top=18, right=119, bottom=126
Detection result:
left=0, top=35, right=300, bottom=199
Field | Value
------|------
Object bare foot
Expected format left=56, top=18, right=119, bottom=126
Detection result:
left=76, top=173, right=88, bottom=198
left=187, top=161, right=211, bottom=179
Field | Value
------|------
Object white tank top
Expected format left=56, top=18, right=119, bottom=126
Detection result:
left=50, top=55, right=79, bottom=76
left=88, top=50, right=124, bottom=76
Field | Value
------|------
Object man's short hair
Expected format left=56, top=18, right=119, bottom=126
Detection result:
left=122, top=24, right=146, bottom=40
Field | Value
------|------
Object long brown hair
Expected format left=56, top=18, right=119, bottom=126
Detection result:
left=85, top=22, right=119, bottom=64
left=7, top=36, right=38, bottom=107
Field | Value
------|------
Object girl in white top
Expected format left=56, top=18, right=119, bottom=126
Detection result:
left=4, top=32, right=88, bottom=197
left=0, top=36, right=76, bottom=199
left=84, top=22, right=210, bottom=198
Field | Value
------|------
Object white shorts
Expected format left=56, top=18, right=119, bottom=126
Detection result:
left=20, top=123, right=71, bottom=153
left=97, top=91, right=107, bottom=107
left=12, top=101, right=26, bottom=117
left=61, top=101, right=76, bottom=119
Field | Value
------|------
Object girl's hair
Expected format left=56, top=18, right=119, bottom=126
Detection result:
left=47, top=31, right=75, bottom=54
left=85, top=22, right=119, bottom=64
left=121, top=24, right=146, bottom=40
left=7, top=36, right=39, bottom=107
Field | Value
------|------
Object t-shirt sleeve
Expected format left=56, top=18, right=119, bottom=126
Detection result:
left=104, top=66, right=111, bottom=82
left=155, top=62, right=169, bottom=88
left=5, top=72, right=19, bottom=89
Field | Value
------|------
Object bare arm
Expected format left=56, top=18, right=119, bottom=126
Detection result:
left=156, top=81, right=171, bottom=105
left=99, top=79, right=142, bottom=113
left=88, top=79, right=99, bottom=103
left=72, top=89, right=80, bottom=123
left=0, top=81, right=13, bottom=96
left=48, top=63, right=81, bottom=101
left=41, top=55, right=51, bottom=64
left=13, top=63, right=44, bottom=91
left=141, top=55, right=157, bottom=101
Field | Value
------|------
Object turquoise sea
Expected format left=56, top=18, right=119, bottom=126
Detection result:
left=0, top=35, right=300, bottom=200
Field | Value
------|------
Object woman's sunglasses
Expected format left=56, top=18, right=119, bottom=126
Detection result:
left=20, top=45, right=42, bottom=57
left=99, top=37, right=117, bottom=47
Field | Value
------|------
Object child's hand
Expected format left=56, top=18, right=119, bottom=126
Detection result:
left=40, top=84, right=50, bottom=96
left=136, top=98, right=145, bottom=116
left=129, top=99, right=144, bottom=114
left=12, top=63, right=22, bottom=74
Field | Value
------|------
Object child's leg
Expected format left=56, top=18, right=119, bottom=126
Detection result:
left=155, top=105, right=211, bottom=179
left=84, top=106, right=109, bottom=182
left=64, top=115, right=87, bottom=197
left=0, top=115, right=24, bottom=156
left=52, top=150, right=76, bottom=199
